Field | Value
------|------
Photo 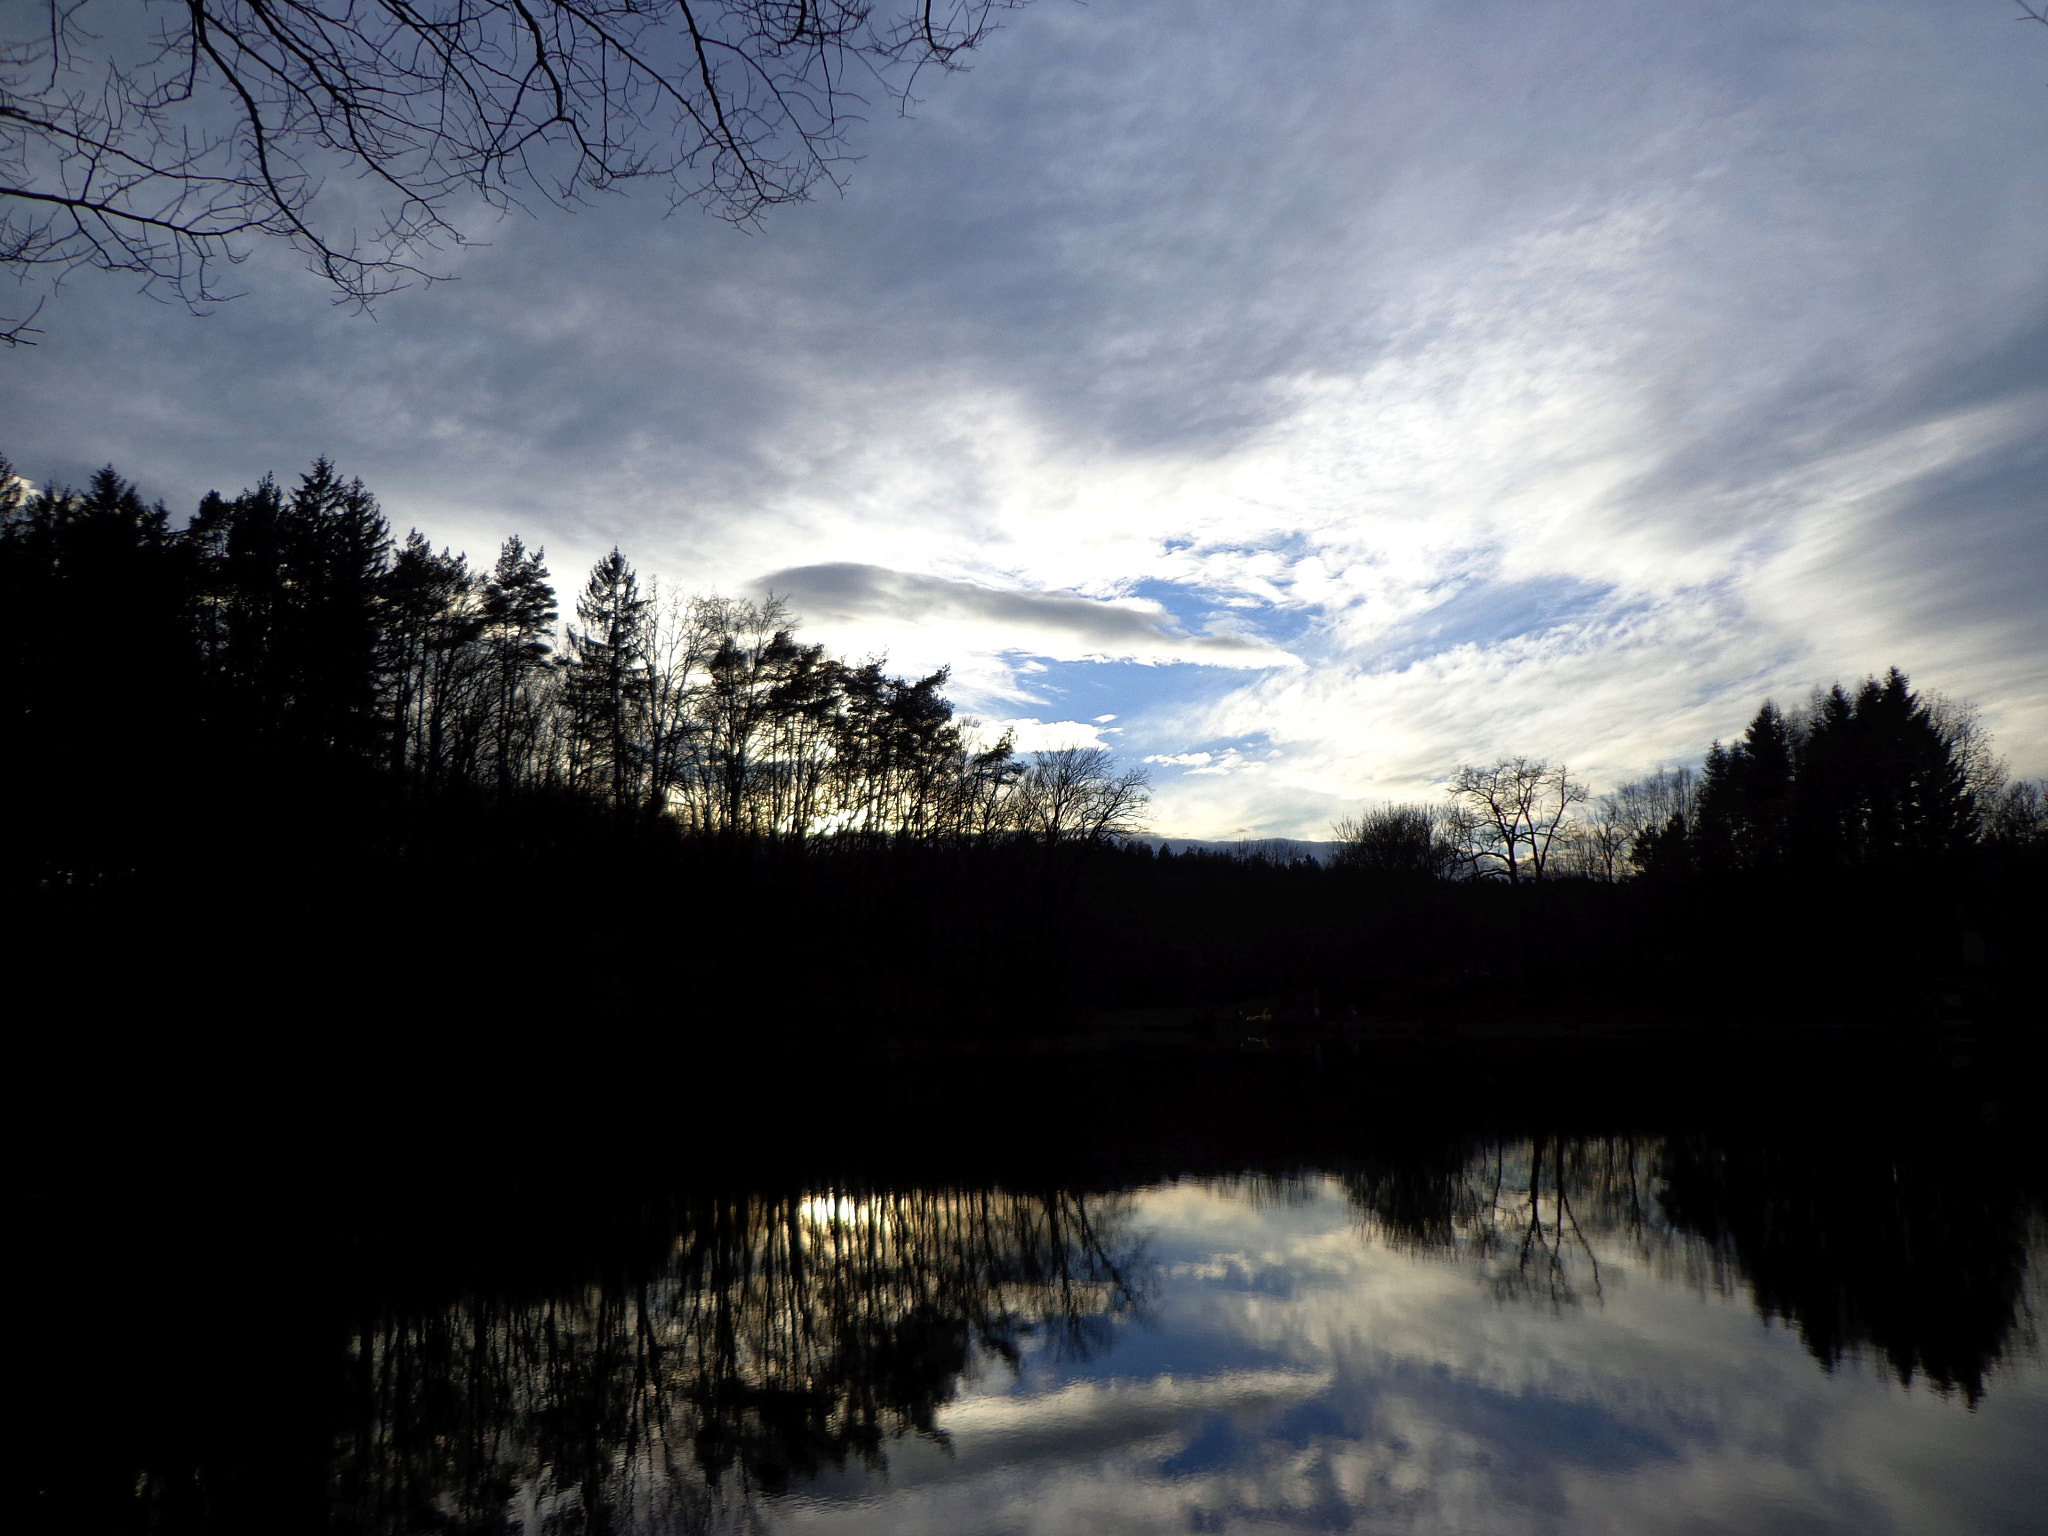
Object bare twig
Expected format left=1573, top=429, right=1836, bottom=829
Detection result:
left=0, top=0, right=1020, bottom=339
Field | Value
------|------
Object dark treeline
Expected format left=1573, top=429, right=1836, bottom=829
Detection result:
left=0, top=455, right=1141, bottom=848
left=1065, top=668, right=2046, bottom=1037
left=4, top=451, right=2043, bottom=1050
left=1110, top=670, right=2047, bottom=1034
left=1, top=454, right=1147, bottom=1037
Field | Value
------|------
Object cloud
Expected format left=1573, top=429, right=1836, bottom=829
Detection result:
left=752, top=562, right=1298, bottom=668
left=3, top=0, right=2041, bottom=837
left=983, top=718, right=1117, bottom=754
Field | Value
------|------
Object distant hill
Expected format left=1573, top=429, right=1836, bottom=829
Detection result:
left=1135, top=836, right=1340, bottom=864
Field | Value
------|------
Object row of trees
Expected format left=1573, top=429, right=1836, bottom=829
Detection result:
left=1335, top=674, right=2044, bottom=884
left=0, top=454, right=1147, bottom=862
left=7, top=446, right=2038, bottom=1032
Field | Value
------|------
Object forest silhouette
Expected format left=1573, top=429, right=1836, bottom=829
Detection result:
left=4, top=452, right=2043, bottom=1060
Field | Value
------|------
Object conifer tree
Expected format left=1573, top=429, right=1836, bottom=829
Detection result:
left=282, top=459, right=391, bottom=761
left=1692, top=702, right=1796, bottom=872
left=562, top=549, right=651, bottom=807
left=479, top=537, right=558, bottom=799
left=1795, top=669, right=1977, bottom=867
left=1, top=461, right=199, bottom=878
left=188, top=461, right=392, bottom=761
left=382, top=531, right=484, bottom=787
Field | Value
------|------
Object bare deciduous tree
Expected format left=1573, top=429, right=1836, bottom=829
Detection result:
left=1926, top=693, right=2009, bottom=811
left=1013, top=746, right=1149, bottom=846
left=1445, top=757, right=1586, bottom=884
left=1599, top=767, right=1697, bottom=866
left=1331, top=801, right=1458, bottom=880
left=1983, top=778, right=2046, bottom=850
left=1552, top=811, right=1630, bottom=883
left=1, top=0, right=1021, bottom=341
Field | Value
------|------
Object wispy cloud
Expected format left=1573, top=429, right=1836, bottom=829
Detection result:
left=753, top=562, right=1297, bottom=668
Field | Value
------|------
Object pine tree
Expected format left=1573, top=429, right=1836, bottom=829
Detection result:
left=190, top=461, right=392, bottom=761
left=562, top=549, right=650, bottom=808
left=282, top=459, right=391, bottom=761
left=1692, top=702, right=1796, bottom=872
left=1, top=462, right=197, bottom=879
left=479, top=537, right=558, bottom=799
left=1796, top=669, right=1977, bottom=868
left=382, top=531, right=483, bottom=788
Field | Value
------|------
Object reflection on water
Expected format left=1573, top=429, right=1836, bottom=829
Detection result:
left=335, top=1191, right=1143, bottom=1534
left=329, top=1136, right=2047, bottom=1535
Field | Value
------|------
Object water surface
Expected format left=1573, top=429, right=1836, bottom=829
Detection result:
left=332, top=1134, right=2046, bottom=1535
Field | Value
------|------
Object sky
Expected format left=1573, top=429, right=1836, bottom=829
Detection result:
left=4, top=0, right=2044, bottom=838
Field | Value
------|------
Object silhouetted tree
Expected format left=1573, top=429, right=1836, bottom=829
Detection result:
left=1983, top=778, right=2046, bottom=853
left=634, top=586, right=710, bottom=819
left=1794, top=669, right=1979, bottom=869
left=689, top=594, right=823, bottom=834
left=835, top=661, right=970, bottom=840
left=478, top=537, right=560, bottom=799
left=1014, top=747, right=1150, bottom=847
left=1631, top=809, right=1696, bottom=882
left=183, top=460, right=393, bottom=762
left=1693, top=700, right=1796, bottom=873
left=1331, top=802, right=1456, bottom=880
left=1602, top=768, right=1697, bottom=874
left=1445, top=758, right=1585, bottom=884
left=381, top=531, right=485, bottom=789
left=562, top=549, right=652, bottom=808
left=0, top=461, right=195, bottom=879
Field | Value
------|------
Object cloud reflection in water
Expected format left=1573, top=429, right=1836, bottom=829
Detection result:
left=764, top=1158, right=2045, bottom=1536
left=332, top=1139, right=2045, bottom=1535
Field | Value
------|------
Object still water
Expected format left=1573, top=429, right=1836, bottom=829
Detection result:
left=332, top=1136, right=2046, bottom=1536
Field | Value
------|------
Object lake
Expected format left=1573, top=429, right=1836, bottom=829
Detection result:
left=320, top=1132, right=2042, bottom=1535
left=28, top=1052, right=2046, bottom=1535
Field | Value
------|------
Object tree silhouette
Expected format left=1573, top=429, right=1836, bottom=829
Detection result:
left=1331, top=802, right=1456, bottom=881
left=1013, top=746, right=1149, bottom=847
left=186, top=458, right=394, bottom=761
left=1794, top=669, right=1979, bottom=868
left=1693, top=700, right=1795, bottom=873
left=381, top=531, right=484, bottom=788
left=1445, top=757, right=1585, bottom=884
left=563, top=547, right=652, bottom=808
left=0, top=460, right=193, bottom=880
left=478, top=537, right=560, bottom=800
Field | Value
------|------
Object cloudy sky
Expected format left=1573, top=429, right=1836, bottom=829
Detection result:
left=5, top=0, right=2044, bottom=837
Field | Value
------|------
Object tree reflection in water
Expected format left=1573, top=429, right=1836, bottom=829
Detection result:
left=1341, top=1133, right=2041, bottom=1402
left=324, top=1131, right=2040, bottom=1535
left=333, top=1189, right=1144, bottom=1535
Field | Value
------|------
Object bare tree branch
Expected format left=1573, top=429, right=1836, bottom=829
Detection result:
left=1, top=0, right=1021, bottom=340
